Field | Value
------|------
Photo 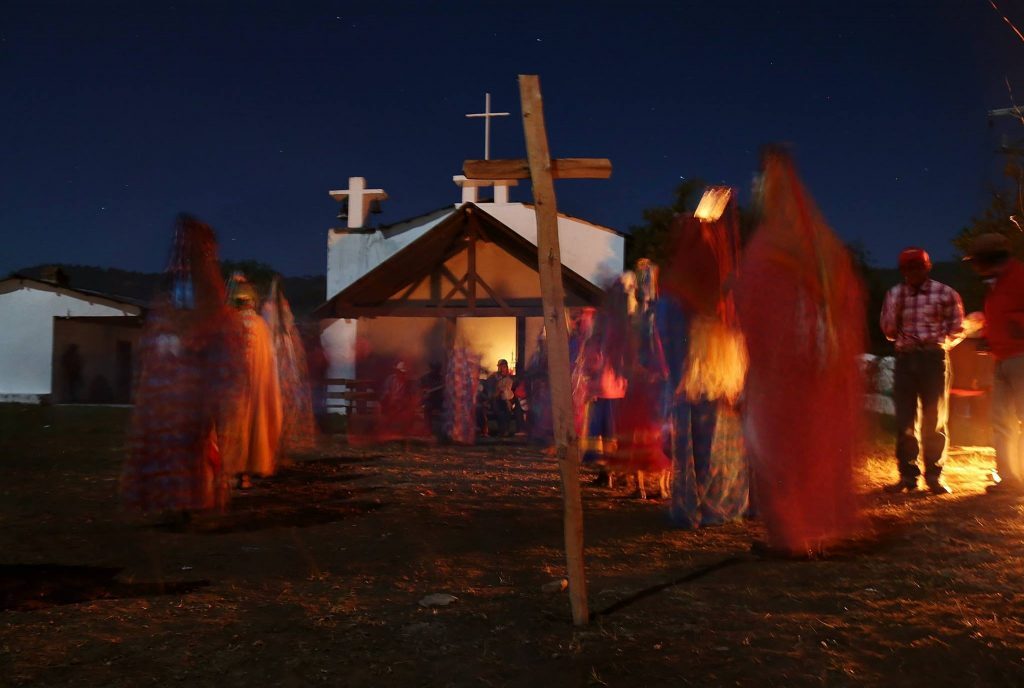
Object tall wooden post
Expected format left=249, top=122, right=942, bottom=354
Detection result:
left=518, top=75, right=589, bottom=625
left=463, top=74, right=611, bottom=626
left=466, top=77, right=614, bottom=626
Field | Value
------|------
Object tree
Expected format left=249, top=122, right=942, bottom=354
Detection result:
left=625, top=178, right=764, bottom=270
left=951, top=156, right=1024, bottom=311
left=625, top=178, right=706, bottom=267
left=954, top=185, right=1024, bottom=259
left=626, top=181, right=905, bottom=353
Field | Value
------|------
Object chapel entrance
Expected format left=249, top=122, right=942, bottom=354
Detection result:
left=456, top=317, right=517, bottom=373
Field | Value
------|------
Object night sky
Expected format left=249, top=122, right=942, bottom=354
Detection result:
left=3, top=1, right=1023, bottom=278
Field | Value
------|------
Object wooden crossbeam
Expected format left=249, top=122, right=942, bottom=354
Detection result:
left=438, top=265, right=468, bottom=298
left=336, top=305, right=541, bottom=318
left=463, top=157, right=612, bottom=181
left=438, top=273, right=469, bottom=308
left=395, top=274, right=427, bottom=303
left=475, top=274, right=513, bottom=314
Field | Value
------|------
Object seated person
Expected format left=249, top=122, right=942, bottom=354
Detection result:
left=420, top=362, right=445, bottom=438
left=488, top=359, right=518, bottom=436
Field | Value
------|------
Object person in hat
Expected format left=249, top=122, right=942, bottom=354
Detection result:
left=221, top=277, right=283, bottom=489
left=486, top=358, right=519, bottom=436
left=964, top=233, right=1024, bottom=491
left=880, top=247, right=964, bottom=494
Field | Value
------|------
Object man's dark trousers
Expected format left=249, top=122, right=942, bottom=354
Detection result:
left=894, top=348, right=948, bottom=483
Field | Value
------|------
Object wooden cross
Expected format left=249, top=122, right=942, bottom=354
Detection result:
left=328, top=176, right=388, bottom=230
left=465, top=92, right=510, bottom=161
left=463, top=74, right=612, bottom=627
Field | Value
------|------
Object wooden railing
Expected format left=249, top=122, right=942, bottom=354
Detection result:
left=324, top=378, right=376, bottom=415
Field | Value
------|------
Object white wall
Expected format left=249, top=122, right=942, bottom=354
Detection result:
left=478, top=203, right=625, bottom=288
left=325, top=209, right=455, bottom=300
left=0, top=286, right=136, bottom=397
left=322, top=210, right=454, bottom=390
left=320, top=318, right=357, bottom=380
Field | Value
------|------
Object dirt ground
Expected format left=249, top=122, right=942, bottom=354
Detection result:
left=2, top=404, right=1024, bottom=687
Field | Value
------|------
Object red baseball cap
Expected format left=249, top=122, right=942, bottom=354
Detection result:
left=898, top=247, right=931, bottom=270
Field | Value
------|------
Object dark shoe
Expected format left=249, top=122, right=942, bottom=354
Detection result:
left=884, top=479, right=919, bottom=494
left=925, top=479, right=952, bottom=496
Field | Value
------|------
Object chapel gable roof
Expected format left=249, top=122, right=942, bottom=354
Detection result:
left=315, top=203, right=604, bottom=319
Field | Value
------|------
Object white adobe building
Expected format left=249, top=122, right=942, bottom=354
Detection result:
left=0, top=273, right=143, bottom=403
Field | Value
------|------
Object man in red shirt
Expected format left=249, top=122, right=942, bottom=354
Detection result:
left=880, top=248, right=964, bottom=494
left=965, top=233, right=1024, bottom=492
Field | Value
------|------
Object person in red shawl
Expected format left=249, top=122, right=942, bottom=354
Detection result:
left=605, top=259, right=672, bottom=498
left=121, top=215, right=245, bottom=521
left=580, top=276, right=632, bottom=481
left=445, top=345, right=481, bottom=444
left=734, top=148, right=865, bottom=557
left=261, top=276, right=318, bottom=458
left=377, top=360, right=431, bottom=443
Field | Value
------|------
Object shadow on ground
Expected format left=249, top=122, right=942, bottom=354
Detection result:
left=0, top=564, right=209, bottom=612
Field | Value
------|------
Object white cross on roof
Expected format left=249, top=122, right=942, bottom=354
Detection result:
left=465, top=92, right=509, bottom=161
left=328, top=176, right=387, bottom=230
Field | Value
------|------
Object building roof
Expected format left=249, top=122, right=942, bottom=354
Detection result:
left=518, top=203, right=626, bottom=237
left=315, top=203, right=605, bottom=319
left=334, top=202, right=626, bottom=239
left=0, top=275, right=146, bottom=312
left=54, top=315, right=144, bottom=326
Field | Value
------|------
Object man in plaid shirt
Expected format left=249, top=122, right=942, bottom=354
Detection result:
left=880, top=247, right=964, bottom=494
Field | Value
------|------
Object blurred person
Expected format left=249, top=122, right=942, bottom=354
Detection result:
left=606, top=259, right=671, bottom=499
left=221, top=276, right=283, bottom=489
left=570, top=307, right=597, bottom=438
left=581, top=277, right=631, bottom=484
left=121, top=215, right=245, bottom=519
left=488, top=358, right=517, bottom=436
left=734, top=148, right=865, bottom=557
left=301, top=322, right=330, bottom=429
left=879, top=247, right=964, bottom=495
left=964, top=233, right=1024, bottom=492
left=261, top=276, right=317, bottom=458
left=445, top=345, right=481, bottom=444
left=522, top=329, right=553, bottom=443
left=660, top=189, right=749, bottom=527
left=60, top=343, right=83, bottom=403
left=420, top=361, right=446, bottom=438
left=635, top=258, right=659, bottom=315
left=378, top=360, right=430, bottom=442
